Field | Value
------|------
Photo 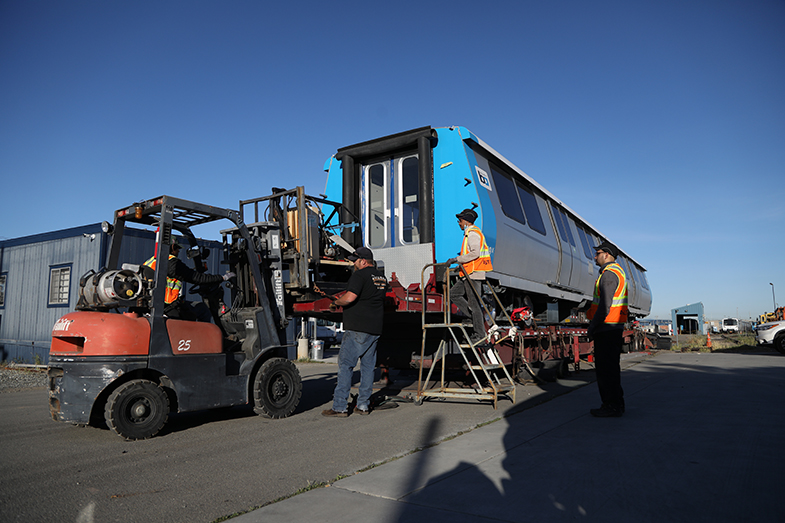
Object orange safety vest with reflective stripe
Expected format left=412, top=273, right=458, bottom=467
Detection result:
left=143, top=254, right=182, bottom=304
left=460, top=225, right=493, bottom=276
left=587, top=262, right=628, bottom=324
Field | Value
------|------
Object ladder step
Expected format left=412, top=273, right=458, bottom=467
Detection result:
left=491, top=382, right=516, bottom=390
left=470, top=364, right=504, bottom=370
left=479, top=385, right=515, bottom=393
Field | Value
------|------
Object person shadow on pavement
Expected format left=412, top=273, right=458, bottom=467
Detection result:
left=391, top=374, right=613, bottom=522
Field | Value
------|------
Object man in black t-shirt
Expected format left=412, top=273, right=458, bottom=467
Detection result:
left=322, top=246, right=388, bottom=417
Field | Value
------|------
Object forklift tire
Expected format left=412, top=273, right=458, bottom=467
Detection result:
left=105, top=379, right=170, bottom=440
left=253, top=358, right=302, bottom=419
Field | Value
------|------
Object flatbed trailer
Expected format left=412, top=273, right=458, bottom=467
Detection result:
left=294, top=262, right=651, bottom=386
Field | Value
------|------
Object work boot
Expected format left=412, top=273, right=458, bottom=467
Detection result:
left=321, top=409, right=348, bottom=418
left=353, top=406, right=370, bottom=416
left=590, top=405, right=623, bottom=417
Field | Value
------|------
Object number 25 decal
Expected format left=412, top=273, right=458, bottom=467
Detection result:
left=177, top=339, right=191, bottom=351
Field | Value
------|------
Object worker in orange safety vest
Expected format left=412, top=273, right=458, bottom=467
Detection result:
left=587, top=240, right=629, bottom=417
left=446, top=208, right=493, bottom=343
left=144, top=238, right=234, bottom=321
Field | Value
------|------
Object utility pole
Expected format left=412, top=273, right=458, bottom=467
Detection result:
left=771, top=282, right=777, bottom=310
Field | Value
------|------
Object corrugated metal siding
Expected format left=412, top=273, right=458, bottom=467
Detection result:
left=0, top=225, right=104, bottom=363
left=2, top=233, right=98, bottom=338
left=119, top=229, right=157, bottom=266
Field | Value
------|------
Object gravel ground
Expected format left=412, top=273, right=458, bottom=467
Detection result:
left=0, top=366, right=48, bottom=393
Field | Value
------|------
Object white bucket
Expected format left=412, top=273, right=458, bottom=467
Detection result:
left=297, top=338, right=309, bottom=359
left=311, top=340, right=324, bottom=360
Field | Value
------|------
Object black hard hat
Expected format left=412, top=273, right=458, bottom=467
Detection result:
left=455, top=208, right=478, bottom=223
left=594, top=241, right=619, bottom=258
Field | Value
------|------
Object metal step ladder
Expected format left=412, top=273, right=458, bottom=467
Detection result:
left=415, top=263, right=516, bottom=409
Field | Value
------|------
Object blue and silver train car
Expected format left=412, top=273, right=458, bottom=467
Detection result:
left=323, top=126, right=651, bottom=323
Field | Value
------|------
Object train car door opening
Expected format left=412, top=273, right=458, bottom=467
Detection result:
left=363, top=154, right=421, bottom=249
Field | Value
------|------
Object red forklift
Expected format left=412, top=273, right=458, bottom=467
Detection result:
left=48, top=196, right=306, bottom=439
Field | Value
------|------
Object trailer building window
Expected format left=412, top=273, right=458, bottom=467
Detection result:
left=0, top=273, right=6, bottom=308
left=398, top=156, right=420, bottom=244
left=490, top=167, right=525, bottom=225
left=48, top=265, right=71, bottom=306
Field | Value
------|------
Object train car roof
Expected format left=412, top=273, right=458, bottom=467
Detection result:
left=448, top=125, right=646, bottom=271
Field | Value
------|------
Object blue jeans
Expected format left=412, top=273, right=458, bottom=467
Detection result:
left=332, top=330, right=379, bottom=412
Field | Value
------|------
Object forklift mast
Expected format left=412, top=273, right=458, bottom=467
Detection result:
left=82, top=189, right=353, bottom=353
left=101, top=195, right=285, bottom=359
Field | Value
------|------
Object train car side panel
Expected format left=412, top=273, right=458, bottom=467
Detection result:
left=469, top=147, right=563, bottom=302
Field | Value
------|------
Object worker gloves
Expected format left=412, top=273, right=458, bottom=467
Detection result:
left=223, top=272, right=236, bottom=281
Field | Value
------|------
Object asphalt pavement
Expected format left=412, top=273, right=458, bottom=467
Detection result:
left=233, top=348, right=785, bottom=523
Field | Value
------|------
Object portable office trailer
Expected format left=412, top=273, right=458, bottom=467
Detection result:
left=0, top=225, right=224, bottom=364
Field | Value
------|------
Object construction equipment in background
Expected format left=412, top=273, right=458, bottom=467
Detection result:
left=760, top=307, right=784, bottom=325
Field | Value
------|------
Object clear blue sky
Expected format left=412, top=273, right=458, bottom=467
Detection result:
left=1, top=1, right=783, bottom=321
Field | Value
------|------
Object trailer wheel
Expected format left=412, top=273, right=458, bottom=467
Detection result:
left=253, top=358, right=302, bottom=418
left=105, top=379, right=169, bottom=440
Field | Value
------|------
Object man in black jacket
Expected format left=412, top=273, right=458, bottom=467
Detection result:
left=322, top=247, right=388, bottom=417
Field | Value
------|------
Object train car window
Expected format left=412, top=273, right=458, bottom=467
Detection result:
left=631, top=264, right=643, bottom=289
left=516, top=183, right=546, bottom=235
left=551, top=204, right=575, bottom=246
left=398, top=156, right=420, bottom=244
left=619, top=257, right=633, bottom=284
left=366, top=163, right=387, bottom=248
left=562, top=213, right=577, bottom=247
left=490, top=167, right=526, bottom=225
left=634, top=264, right=649, bottom=290
left=577, top=227, right=593, bottom=259
left=550, top=203, right=568, bottom=242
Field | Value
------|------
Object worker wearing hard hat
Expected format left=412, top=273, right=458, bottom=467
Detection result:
left=144, top=238, right=234, bottom=322
left=446, top=208, right=493, bottom=343
left=587, top=241, right=629, bottom=417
